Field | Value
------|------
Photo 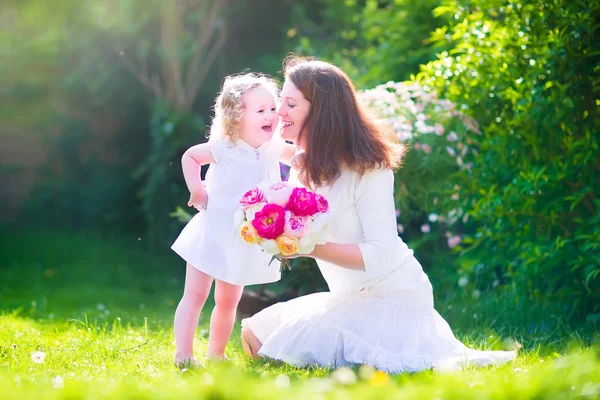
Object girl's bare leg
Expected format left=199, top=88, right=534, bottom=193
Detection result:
left=173, top=264, right=214, bottom=364
left=206, top=279, right=244, bottom=359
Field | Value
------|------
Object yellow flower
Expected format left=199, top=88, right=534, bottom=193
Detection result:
left=276, top=235, right=300, bottom=256
left=369, top=371, right=390, bottom=386
left=240, top=222, right=260, bottom=244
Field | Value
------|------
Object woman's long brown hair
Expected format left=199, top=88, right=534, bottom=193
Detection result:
left=284, top=55, right=406, bottom=189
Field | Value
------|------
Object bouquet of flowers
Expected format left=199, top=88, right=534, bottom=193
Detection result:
left=234, top=181, right=331, bottom=270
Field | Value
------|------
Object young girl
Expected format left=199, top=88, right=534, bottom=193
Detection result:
left=171, top=73, right=295, bottom=367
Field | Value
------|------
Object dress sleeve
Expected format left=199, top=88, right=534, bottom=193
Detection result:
left=209, top=138, right=228, bottom=163
left=355, top=168, right=399, bottom=276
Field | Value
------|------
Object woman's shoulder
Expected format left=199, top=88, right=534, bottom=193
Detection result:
left=350, top=166, right=394, bottom=186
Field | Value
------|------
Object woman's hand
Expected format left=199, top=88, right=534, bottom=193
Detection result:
left=188, top=190, right=208, bottom=211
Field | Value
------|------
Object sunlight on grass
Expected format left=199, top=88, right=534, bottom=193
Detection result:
left=1, top=231, right=599, bottom=399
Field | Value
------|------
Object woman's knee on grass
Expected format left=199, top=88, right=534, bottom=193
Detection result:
left=241, top=325, right=262, bottom=359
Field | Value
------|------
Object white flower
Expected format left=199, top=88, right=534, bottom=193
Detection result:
left=358, top=365, right=375, bottom=379
left=446, top=146, right=456, bottom=157
left=233, top=208, right=245, bottom=228
left=31, top=351, right=46, bottom=364
left=298, top=234, right=318, bottom=254
left=200, top=372, right=215, bottom=386
left=52, top=375, right=64, bottom=389
left=260, top=239, right=279, bottom=255
left=310, top=212, right=330, bottom=235
left=275, top=374, right=291, bottom=388
left=434, top=358, right=461, bottom=373
left=331, top=367, right=357, bottom=385
left=447, top=131, right=459, bottom=142
left=245, top=204, right=264, bottom=222
left=458, top=276, right=469, bottom=287
left=428, top=213, right=439, bottom=222
left=397, top=224, right=404, bottom=233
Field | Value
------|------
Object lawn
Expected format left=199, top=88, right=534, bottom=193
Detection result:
left=0, top=230, right=598, bottom=399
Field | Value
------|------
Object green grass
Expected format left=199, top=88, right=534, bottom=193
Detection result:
left=0, top=230, right=598, bottom=399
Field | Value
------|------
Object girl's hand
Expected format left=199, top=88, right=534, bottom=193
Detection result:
left=188, top=190, right=208, bottom=211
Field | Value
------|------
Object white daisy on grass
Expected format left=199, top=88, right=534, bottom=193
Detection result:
left=31, top=351, right=46, bottom=364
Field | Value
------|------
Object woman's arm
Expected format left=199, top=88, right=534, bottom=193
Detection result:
left=305, top=168, right=398, bottom=274
left=310, top=243, right=365, bottom=271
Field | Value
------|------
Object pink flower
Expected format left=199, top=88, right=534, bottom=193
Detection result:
left=447, top=235, right=462, bottom=248
left=421, top=144, right=432, bottom=154
left=263, top=181, right=294, bottom=207
left=284, top=211, right=309, bottom=237
left=421, top=224, right=431, bottom=233
left=286, top=187, right=319, bottom=217
left=252, top=204, right=286, bottom=239
left=315, top=194, right=329, bottom=213
left=240, top=187, right=265, bottom=210
left=434, top=124, right=445, bottom=135
left=446, top=146, right=456, bottom=157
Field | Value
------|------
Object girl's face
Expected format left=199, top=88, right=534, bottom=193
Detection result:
left=238, top=86, right=278, bottom=147
left=278, top=79, right=310, bottom=146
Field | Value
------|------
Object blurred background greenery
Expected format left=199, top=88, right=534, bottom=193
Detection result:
left=1, top=0, right=598, bottom=328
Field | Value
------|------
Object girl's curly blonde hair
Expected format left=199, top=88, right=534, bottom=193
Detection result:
left=207, top=73, right=280, bottom=142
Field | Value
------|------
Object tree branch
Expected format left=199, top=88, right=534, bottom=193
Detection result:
left=186, top=23, right=227, bottom=110
left=185, top=0, right=227, bottom=97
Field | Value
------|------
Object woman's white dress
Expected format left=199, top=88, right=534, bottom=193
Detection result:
left=242, top=167, right=516, bottom=372
left=171, top=137, right=285, bottom=286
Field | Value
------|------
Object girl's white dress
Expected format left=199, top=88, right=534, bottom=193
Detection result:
left=171, top=137, right=285, bottom=286
left=242, top=167, right=516, bottom=372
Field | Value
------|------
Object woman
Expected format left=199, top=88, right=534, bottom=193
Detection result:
left=241, top=56, right=515, bottom=373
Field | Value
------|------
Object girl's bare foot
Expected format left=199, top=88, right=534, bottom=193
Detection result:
left=174, top=356, right=202, bottom=369
left=205, top=352, right=230, bottom=362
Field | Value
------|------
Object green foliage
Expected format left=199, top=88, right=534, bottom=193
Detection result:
left=289, top=0, right=447, bottom=86
left=133, top=101, right=204, bottom=249
left=413, top=0, right=600, bottom=318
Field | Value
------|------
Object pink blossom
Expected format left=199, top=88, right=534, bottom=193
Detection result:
left=264, top=181, right=294, bottom=207
left=447, top=235, right=462, bottom=248
left=315, top=194, right=329, bottom=213
left=446, top=146, right=456, bottom=157
left=252, top=204, right=286, bottom=239
left=414, top=142, right=422, bottom=150
left=284, top=211, right=309, bottom=237
left=240, top=187, right=265, bottom=210
left=421, top=224, right=431, bottom=233
left=422, top=144, right=432, bottom=154
left=397, top=224, right=404, bottom=233
left=434, top=124, right=445, bottom=135
left=286, top=187, right=319, bottom=217
left=395, top=209, right=401, bottom=217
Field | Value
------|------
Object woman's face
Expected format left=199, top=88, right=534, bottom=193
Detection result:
left=278, top=79, right=310, bottom=146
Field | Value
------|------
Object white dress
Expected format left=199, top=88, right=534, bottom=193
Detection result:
left=242, top=167, right=516, bottom=372
left=171, top=136, right=285, bottom=286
